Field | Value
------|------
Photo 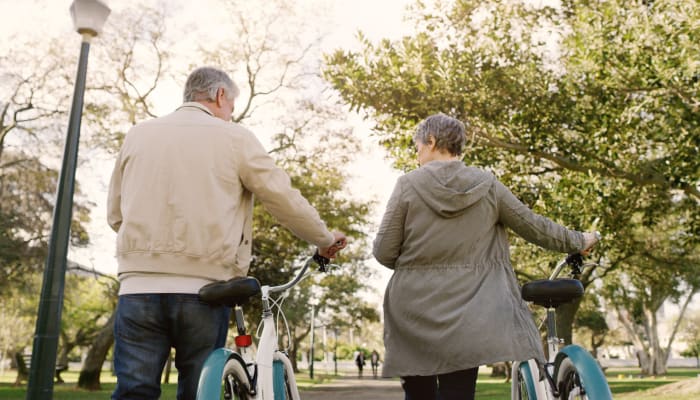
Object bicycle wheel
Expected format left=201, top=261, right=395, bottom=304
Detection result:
left=222, top=357, right=251, bottom=400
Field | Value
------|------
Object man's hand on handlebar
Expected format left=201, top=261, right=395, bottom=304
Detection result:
left=318, top=231, right=347, bottom=259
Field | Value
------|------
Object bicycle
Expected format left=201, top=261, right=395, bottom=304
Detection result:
left=195, top=253, right=335, bottom=400
left=511, top=250, right=613, bottom=400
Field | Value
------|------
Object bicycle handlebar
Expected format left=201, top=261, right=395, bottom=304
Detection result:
left=266, top=254, right=334, bottom=295
left=549, top=231, right=601, bottom=280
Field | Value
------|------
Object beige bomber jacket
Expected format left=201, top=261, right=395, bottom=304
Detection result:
left=107, top=102, right=334, bottom=280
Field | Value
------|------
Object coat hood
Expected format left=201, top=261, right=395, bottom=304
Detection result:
left=406, top=160, right=495, bottom=218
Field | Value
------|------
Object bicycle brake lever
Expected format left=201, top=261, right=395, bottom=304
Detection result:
left=566, top=253, right=584, bottom=276
left=313, top=251, right=330, bottom=272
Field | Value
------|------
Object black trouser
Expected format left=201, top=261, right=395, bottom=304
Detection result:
left=401, top=367, right=479, bottom=400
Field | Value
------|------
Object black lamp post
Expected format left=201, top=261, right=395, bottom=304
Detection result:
left=333, top=328, right=338, bottom=376
left=26, top=1, right=110, bottom=399
left=309, top=303, right=316, bottom=379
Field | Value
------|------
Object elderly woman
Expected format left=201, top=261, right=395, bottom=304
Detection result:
left=373, top=113, right=598, bottom=400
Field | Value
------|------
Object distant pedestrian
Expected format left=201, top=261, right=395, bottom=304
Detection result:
left=371, top=350, right=381, bottom=379
left=355, top=351, right=366, bottom=378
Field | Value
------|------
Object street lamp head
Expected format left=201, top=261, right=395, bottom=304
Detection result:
left=70, top=0, right=111, bottom=37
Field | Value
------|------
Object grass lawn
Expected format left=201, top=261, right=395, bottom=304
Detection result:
left=1, top=367, right=698, bottom=399
left=0, top=369, right=330, bottom=399
left=473, top=368, right=700, bottom=400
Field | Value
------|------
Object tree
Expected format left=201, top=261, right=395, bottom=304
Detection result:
left=574, top=295, right=610, bottom=358
left=605, top=222, right=699, bottom=375
left=323, top=0, right=699, bottom=373
left=0, top=286, right=36, bottom=385
left=58, top=264, right=118, bottom=389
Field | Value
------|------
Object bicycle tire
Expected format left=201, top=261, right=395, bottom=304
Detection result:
left=556, top=356, right=611, bottom=400
left=222, top=357, right=251, bottom=400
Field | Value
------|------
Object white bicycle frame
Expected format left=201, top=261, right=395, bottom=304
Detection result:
left=255, top=284, right=301, bottom=400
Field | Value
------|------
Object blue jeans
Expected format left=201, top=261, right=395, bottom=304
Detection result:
left=401, top=367, right=479, bottom=400
left=112, top=294, right=230, bottom=400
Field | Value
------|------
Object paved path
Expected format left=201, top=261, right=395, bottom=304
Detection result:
left=299, top=375, right=403, bottom=400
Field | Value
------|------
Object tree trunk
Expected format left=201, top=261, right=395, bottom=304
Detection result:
left=289, top=345, right=299, bottom=373
left=645, top=306, right=668, bottom=375
left=13, top=351, right=28, bottom=386
left=77, top=312, right=115, bottom=390
left=637, top=348, right=648, bottom=371
left=56, top=341, right=73, bottom=384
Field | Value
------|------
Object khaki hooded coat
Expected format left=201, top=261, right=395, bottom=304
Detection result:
left=373, top=160, right=586, bottom=377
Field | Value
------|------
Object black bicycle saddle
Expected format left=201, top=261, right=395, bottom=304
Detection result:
left=521, top=279, right=584, bottom=308
left=199, top=276, right=261, bottom=307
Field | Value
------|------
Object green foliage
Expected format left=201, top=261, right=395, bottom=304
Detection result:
left=0, top=152, right=91, bottom=291
left=0, top=286, right=37, bottom=355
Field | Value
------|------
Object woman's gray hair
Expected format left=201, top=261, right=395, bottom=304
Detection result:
left=183, top=67, right=240, bottom=103
left=413, top=113, right=467, bottom=156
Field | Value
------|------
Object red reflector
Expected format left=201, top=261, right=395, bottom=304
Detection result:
left=235, top=335, right=252, bottom=348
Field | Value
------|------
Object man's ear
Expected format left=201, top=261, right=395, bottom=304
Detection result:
left=427, top=135, right=436, bottom=150
left=215, top=88, right=225, bottom=107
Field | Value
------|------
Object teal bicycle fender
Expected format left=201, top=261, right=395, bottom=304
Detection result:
left=518, top=361, right=539, bottom=400
left=273, top=359, right=285, bottom=400
left=555, top=345, right=613, bottom=399
left=196, top=348, right=234, bottom=400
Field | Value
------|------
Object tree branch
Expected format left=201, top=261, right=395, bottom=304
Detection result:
left=476, top=126, right=700, bottom=200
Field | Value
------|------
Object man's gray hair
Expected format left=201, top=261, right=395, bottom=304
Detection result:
left=183, top=67, right=240, bottom=103
left=413, top=113, right=467, bottom=156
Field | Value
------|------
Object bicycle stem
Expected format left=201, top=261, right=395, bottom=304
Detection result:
left=546, top=308, right=559, bottom=363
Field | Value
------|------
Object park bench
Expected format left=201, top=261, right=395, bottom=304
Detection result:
left=16, top=353, right=69, bottom=384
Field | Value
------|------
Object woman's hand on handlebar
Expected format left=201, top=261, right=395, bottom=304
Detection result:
left=318, top=231, right=347, bottom=259
left=580, top=231, right=601, bottom=256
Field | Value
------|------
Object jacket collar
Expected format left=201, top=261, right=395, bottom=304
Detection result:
left=176, top=101, right=214, bottom=116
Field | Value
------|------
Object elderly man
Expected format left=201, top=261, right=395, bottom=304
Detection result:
left=107, top=66, right=345, bottom=400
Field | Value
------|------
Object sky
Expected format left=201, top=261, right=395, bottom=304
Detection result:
left=0, top=0, right=413, bottom=299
